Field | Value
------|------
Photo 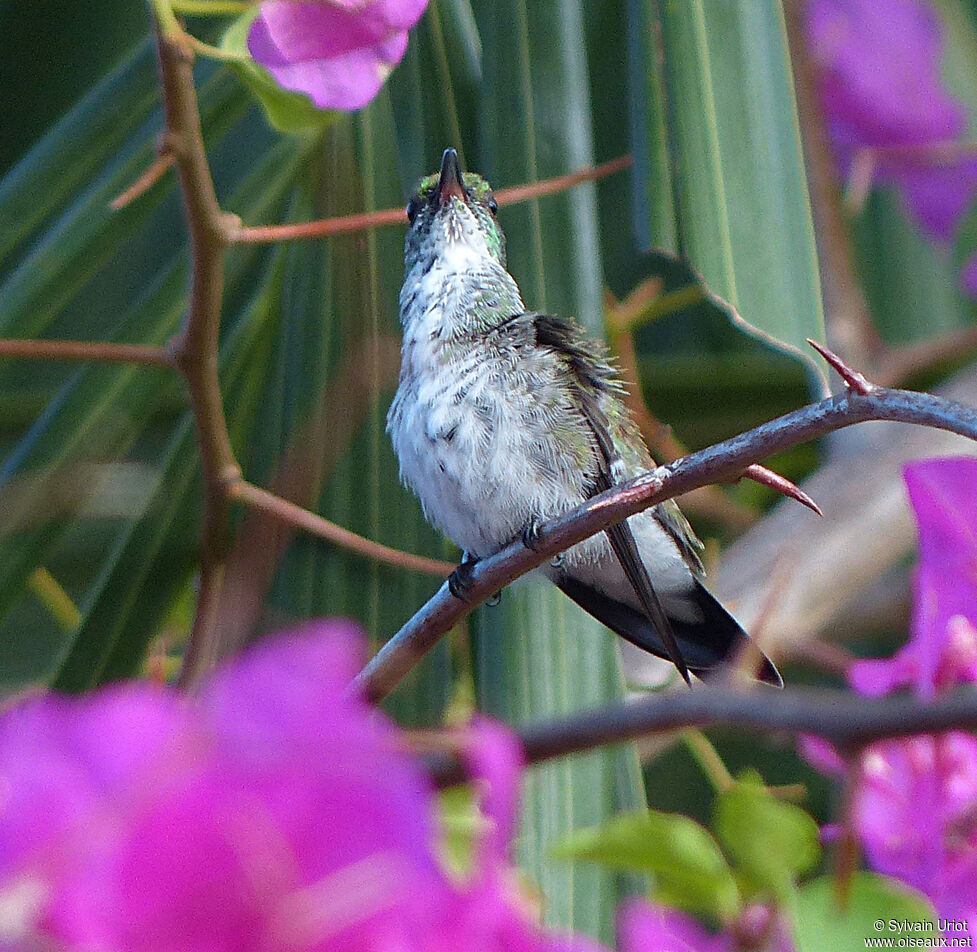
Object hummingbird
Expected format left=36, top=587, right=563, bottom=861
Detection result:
left=387, top=148, right=781, bottom=686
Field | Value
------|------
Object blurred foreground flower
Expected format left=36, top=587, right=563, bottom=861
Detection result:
left=617, top=900, right=794, bottom=952
left=805, top=0, right=977, bottom=294
left=801, top=457, right=977, bottom=936
left=247, top=0, right=429, bottom=111
left=0, top=621, right=600, bottom=951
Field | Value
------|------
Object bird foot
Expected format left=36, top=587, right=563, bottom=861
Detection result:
left=448, top=555, right=480, bottom=602
left=521, top=516, right=545, bottom=552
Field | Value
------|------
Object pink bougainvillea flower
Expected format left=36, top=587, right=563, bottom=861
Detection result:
left=801, top=458, right=977, bottom=936
left=850, top=457, right=977, bottom=699
left=961, top=250, right=977, bottom=297
left=617, top=901, right=735, bottom=952
left=804, top=732, right=977, bottom=931
left=616, top=900, right=796, bottom=952
left=804, top=0, right=977, bottom=247
left=248, top=0, right=429, bottom=111
left=0, top=621, right=607, bottom=952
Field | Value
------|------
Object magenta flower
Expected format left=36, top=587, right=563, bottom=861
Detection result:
left=247, top=0, right=429, bottom=111
left=0, top=621, right=606, bottom=952
left=616, top=900, right=794, bottom=952
left=617, top=901, right=734, bottom=952
left=801, top=457, right=977, bottom=935
left=850, top=457, right=977, bottom=699
left=805, top=0, right=977, bottom=244
left=961, top=251, right=977, bottom=297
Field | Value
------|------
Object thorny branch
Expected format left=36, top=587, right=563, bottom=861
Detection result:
left=154, top=29, right=238, bottom=689
left=355, top=347, right=977, bottom=703
left=0, top=16, right=640, bottom=687
left=424, top=684, right=977, bottom=788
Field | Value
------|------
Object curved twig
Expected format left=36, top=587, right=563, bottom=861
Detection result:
left=356, top=354, right=977, bottom=703
left=424, top=685, right=977, bottom=788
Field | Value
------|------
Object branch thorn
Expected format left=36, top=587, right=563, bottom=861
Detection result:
left=807, top=338, right=876, bottom=395
left=742, top=464, right=823, bottom=517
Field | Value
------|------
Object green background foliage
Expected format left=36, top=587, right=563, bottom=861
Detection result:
left=1, top=0, right=975, bottom=942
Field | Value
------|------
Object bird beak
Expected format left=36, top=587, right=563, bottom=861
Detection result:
left=437, top=148, right=466, bottom=207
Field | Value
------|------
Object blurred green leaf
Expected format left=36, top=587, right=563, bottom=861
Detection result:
left=794, top=874, right=937, bottom=952
left=856, top=191, right=974, bottom=347
left=555, top=808, right=740, bottom=924
left=0, top=63, right=249, bottom=341
left=713, top=773, right=821, bottom=902
left=646, top=0, right=827, bottom=386
left=222, top=10, right=340, bottom=133
left=0, top=44, right=158, bottom=262
left=470, top=0, right=644, bottom=940
left=437, top=784, right=485, bottom=880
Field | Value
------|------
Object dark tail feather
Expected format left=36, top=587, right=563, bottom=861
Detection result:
left=554, top=575, right=782, bottom=687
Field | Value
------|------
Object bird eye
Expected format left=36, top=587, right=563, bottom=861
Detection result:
left=487, top=195, right=499, bottom=216
left=406, top=197, right=420, bottom=224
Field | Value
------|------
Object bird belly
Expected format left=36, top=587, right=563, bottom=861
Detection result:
left=388, top=344, right=590, bottom=558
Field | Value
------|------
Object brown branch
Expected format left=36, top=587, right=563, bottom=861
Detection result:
left=355, top=348, right=977, bottom=703
left=0, top=339, right=175, bottom=367
left=209, top=334, right=404, bottom=661
left=491, top=154, right=632, bottom=207
left=229, top=480, right=453, bottom=577
left=230, top=207, right=406, bottom=244
left=153, top=28, right=240, bottom=691
left=109, top=149, right=177, bottom=210
left=424, top=685, right=977, bottom=788
left=875, top=325, right=977, bottom=389
left=228, top=155, right=633, bottom=245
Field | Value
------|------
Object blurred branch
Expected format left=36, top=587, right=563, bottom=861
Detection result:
left=0, top=339, right=175, bottom=366
left=210, top=333, right=406, bottom=660
left=229, top=480, right=453, bottom=577
left=876, top=325, right=977, bottom=388
left=356, top=346, right=977, bottom=703
left=845, top=142, right=977, bottom=215
left=154, top=28, right=239, bottom=690
left=611, top=324, right=756, bottom=530
left=425, top=685, right=977, bottom=788
left=151, top=28, right=444, bottom=688
left=110, top=148, right=176, bottom=210
left=228, top=155, right=633, bottom=244
left=785, top=4, right=976, bottom=395
left=714, top=362, right=977, bottom=661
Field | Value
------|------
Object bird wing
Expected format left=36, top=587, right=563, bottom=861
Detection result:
left=528, top=313, right=692, bottom=684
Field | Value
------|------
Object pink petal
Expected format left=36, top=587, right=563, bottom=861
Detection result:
left=463, top=717, right=526, bottom=868
left=798, top=734, right=847, bottom=775
left=961, top=250, right=977, bottom=298
left=617, top=900, right=734, bottom=952
left=805, top=0, right=977, bottom=240
left=247, top=0, right=428, bottom=110
left=260, top=35, right=409, bottom=110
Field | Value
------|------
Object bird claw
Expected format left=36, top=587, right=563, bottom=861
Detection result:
left=448, top=556, right=479, bottom=602
left=521, top=516, right=545, bottom=551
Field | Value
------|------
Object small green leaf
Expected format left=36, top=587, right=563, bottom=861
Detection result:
left=713, top=778, right=821, bottom=902
left=222, top=10, right=340, bottom=133
left=794, top=874, right=937, bottom=952
left=437, top=784, right=487, bottom=880
left=555, top=809, right=740, bottom=923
